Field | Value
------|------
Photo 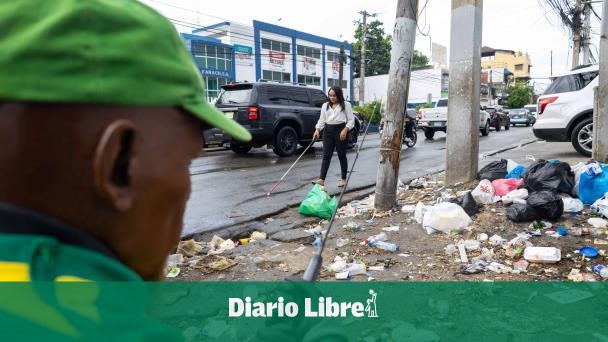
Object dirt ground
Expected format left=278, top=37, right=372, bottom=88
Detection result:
left=171, top=173, right=608, bottom=283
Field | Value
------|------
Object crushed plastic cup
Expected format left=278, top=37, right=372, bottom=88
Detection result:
left=524, top=247, right=561, bottom=263
left=335, top=270, right=351, bottom=280
left=463, top=239, right=481, bottom=251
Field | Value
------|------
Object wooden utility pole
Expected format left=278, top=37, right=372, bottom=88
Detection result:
left=374, top=0, right=418, bottom=211
left=593, top=0, right=608, bottom=162
left=357, top=11, right=376, bottom=105
left=445, top=0, right=483, bottom=185
left=572, top=0, right=583, bottom=68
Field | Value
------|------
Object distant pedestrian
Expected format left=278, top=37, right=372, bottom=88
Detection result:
left=311, top=86, right=355, bottom=188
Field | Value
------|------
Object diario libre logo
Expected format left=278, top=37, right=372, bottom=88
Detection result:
left=229, top=289, right=378, bottom=318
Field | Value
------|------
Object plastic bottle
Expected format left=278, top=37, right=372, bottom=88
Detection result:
left=592, top=265, right=608, bottom=278
left=371, top=241, right=400, bottom=252
left=570, top=227, right=595, bottom=236
left=365, top=233, right=388, bottom=246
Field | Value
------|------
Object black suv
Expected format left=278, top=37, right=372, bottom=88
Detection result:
left=210, top=81, right=360, bottom=156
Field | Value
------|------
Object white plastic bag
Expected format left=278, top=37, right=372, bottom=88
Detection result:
left=422, top=202, right=472, bottom=235
left=502, top=188, right=529, bottom=204
left=414, top=201, right=427, bottom=224
left=472, top=179, right=499, bottom=204
left=570, top=162, right=586, bottom=197
left=591, top=193, right=608, bottom=218
left=562, top=196, right=584, bottom=213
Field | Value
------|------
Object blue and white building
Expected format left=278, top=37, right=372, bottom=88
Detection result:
left=181, top=20, right=353, bottom=102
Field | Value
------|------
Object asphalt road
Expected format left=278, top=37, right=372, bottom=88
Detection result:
left=182, top=126, right=538, bottom=237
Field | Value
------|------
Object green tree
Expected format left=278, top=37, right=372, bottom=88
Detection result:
left=353, top=101, right=383, bottom=124
left=352, top=20, right=392, bottom=76
left=506, top=82, right=532, bottom=108
left=351, top=20, right=430, bottom=76
left=412, top=50, right=429, bottom=68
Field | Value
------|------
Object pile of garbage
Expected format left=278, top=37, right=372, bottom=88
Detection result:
left=409, top=158, right=608, bottom=280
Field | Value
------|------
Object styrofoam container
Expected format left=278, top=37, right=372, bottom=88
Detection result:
left=524, top=247, right=561, bottom=263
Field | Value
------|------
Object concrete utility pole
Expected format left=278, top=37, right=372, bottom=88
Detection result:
left=339, top=42, right=345, bottom=88
left=374, top=0, right=418, bottom=211
left=582, top=2, right=592, bottom=64
left=358, top=11, right=376, bottom=105
left=572, top=0, right=583, bottom=68
left=445, top=0, right=483, bottom=185
left=593, top=0, right=608, bottom=162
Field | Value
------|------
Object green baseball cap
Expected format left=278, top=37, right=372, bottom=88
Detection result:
left=0, top=0, right=251, bottom=142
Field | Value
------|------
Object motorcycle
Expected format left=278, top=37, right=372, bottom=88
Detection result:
left=402, top=116, right=418, bottom=148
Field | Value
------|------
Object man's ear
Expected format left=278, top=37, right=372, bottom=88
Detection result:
left=93, top=120, right=138, bottom=212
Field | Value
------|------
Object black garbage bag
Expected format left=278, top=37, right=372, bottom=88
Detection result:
left=506, top=190, right=564, bottom=222
left=461, top=192, right=480, bottom=217
left=526, top=190, right=564, bottom=220
left=523, top=160, right=575, bottom=195
left=507, top=203, right=540, bottom=222
left=477, top=159, right=508, bottom=181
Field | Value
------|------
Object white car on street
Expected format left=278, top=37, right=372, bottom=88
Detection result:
left=533, top=64, right=598, bottom=156
left=418, top=98, right=491, bottom=140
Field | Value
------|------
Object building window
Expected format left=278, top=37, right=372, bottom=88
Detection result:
left=192, top=42, right=232, bottom=72
left=296, top=45, right=321, bottom=59
left=297, top=74, right=320, bottom=86
left=327, top=51, right=341, bottom=62
left=515, top=64, right=523, bottom=71
left=327, top=78, right=347, bottom=89
left=261, top=38, right=290, bottom=53
left=204, top=76, right=228, bottom=102
left=262, top=70, right=291, bottom=82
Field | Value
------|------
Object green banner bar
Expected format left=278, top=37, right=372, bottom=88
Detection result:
left=1, top=282, right=607, bottom=341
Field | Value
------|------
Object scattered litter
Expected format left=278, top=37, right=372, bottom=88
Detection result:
left=166, top=266, right=180, bottom=278
left=250, top=231, right=267, bottom=241
left=409, top=177, right=428, bottom=189
left=492, top=178, right=524, bottom=197
left=458, top=244, right=468, bottom=263
left=422, top=202, right=472, bottom=235
left=524, top=247, right=561, bottom=263
left=401, top=205, right=416, bottom=214
left=477, top=233, right=489, bottom=241
left=555, top=227, right=568, bottom=236
left=206, top=256, right=238, bottom=271
left=489, top=234, right=506, bottom=245
left=502, top=188, right=528, bottom=204
left=372, top=241, right=400, bottom=252
left=382, top=226, right=400, bottom=232
left=579, top=246, right=599, bottom=259
left=346, top=263, right=367, bottom=275
left=591, top=193, right=608, bottom=218
left=594, top=239, right=608, bottom=245
left=461, top=261, right=511, bottom=274
left=567, top=268, right=584, bottom=282
left=343, top=221, right=362, bottom=232
left=588, top=217, right=608, bottom=229
left=562, top=197, right=584, bottom=213
left=445, top=244, right=457, bottom=255
left=335, top=271, right=351, bottom=280
left=462, top=239, right=481, bottom=251
left=472, top=179, right=499, bottom=204
left=336, top=238, right=350, bottom=248
left=592, top=264, right=608, bottom=278
left=570, top=227, right=594, bottom=236
left=507, top=191, right=564, bottom=222
left=177, top=239, right=204, bottom=257
left=327, top=258, right=348, bottom=273
left=239, top=238, right=250, bottom=246
left=461, top=192, right=480, bottom=216
left=513, top=260, right=529, bottom=272
left=166, top=253, right=184, bottom=268
left=398, top=253, right=411, bottom=258
left=530, top=220, right=553, bottom=230
left=523, top=159, right=575, bottom=195
left=368, top=265, right=385, bottom=272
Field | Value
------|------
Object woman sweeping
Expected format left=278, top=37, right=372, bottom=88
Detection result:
left=312, top=86, right=355, bottom=188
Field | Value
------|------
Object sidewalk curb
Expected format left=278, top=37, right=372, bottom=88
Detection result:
left=184, top=138, right=541, bottom=240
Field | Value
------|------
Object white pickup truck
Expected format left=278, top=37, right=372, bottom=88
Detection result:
left=418, top=98, right=491, bottom=140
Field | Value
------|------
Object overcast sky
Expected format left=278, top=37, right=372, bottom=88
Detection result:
left=140, top=0, right=603, bottom=89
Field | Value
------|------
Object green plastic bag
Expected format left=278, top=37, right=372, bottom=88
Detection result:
left=299, top=184, right=338, bottom=220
